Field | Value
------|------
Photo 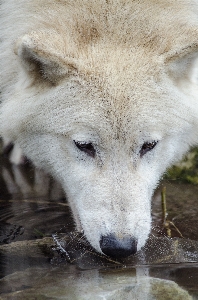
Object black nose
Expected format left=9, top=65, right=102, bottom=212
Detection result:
left=100, top=234, right=137, bottom=259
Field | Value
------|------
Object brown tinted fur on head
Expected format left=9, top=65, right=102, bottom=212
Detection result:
left=76, top=23, right=100, bottom=45
left=1, top=0, right=198, bottom=91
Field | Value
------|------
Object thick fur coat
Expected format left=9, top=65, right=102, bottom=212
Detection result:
left=1, top=0, right=198, bottom=257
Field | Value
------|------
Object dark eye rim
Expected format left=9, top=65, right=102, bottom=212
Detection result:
left=74, top=140, right=96, bottom=158
left=140, top=140, right=158, bottom=157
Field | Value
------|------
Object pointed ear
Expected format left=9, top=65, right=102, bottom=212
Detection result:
left=168, top=50, right=198, bottom=93
left=15, top=30, right=77, bottom=84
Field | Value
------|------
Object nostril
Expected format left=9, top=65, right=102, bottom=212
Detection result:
left=100, top=234, right=137, bottom=259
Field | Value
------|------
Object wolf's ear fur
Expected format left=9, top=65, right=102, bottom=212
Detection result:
left=15, top=30, right=77, bottom=84
left=168, top=50, right=198, bottom=92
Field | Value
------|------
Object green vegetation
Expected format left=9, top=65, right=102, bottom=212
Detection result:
left=165, top=147, right=198, bottom=184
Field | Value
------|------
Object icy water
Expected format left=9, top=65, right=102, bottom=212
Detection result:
left=1, top=156, right=198, bottom=299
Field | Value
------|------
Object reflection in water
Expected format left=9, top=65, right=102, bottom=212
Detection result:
left=0, top=156, right=198, bottom=298
left=0, top=266, right=193, bottom=299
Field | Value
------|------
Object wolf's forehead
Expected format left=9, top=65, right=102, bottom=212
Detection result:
left=60, top=80, right=187, bottom=142
left=62, top=93, right=165, bottom=140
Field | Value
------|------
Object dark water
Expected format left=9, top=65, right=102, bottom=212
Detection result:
left=1, top=155, right=198, bottom=299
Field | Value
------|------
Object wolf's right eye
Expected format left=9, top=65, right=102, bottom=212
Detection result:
left=74, top=141, right=96, bottom=158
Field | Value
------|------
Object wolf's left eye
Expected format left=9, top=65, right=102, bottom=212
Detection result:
left=74, top=141, right=96, bottom=158
left=140, top=141, right=158, bottom=157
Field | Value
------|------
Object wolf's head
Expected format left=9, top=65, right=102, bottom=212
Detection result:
left=1, top=0, right=198, bottom=258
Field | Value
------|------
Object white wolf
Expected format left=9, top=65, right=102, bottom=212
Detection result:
left=1, top=0, right=198, bottom=259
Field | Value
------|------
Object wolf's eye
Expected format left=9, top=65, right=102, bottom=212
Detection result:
left=140, top=141, right=158, bottom=157
left=74, top=141, right=96, bottom=158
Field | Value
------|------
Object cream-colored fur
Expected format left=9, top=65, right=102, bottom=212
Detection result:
left=1, top=0, right=198, bottom=255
